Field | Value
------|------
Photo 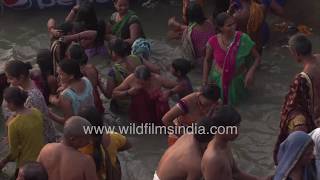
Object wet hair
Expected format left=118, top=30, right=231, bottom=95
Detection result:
left=212, top=1, right=230, bottom=18
left=201, top=84, right=220, bottom=101
left=36, top=49, right=54, bottom=101
left=214, top=12, right=231, bottom=33
left=78, top=106, right=103, bottom=130
left=111, top=39, right=131, bottom=57
left=289, top=33, right=312, bottom=56
left=58, top=59, right=83, bottom=80
left=76, top=0, right=98, bottom=31
left=4, top=86, right=28, bottom=107
left=57, top=22, right=74, bottom=35
left=68, top=43, right=88, bottom=66
left=134, top=65, right=151, bottom=80
left=194, top=116, right=216, bottom=143
left=5, top=60, right=32, bottom=79
left=95, top=20, right=106, bottom=46
left=189, top=4, right=206, bottom=25
left=78, top=107, right=104, bottom=172
left=20, top=161, right=48, bottom=180
left=209, top=105, right=241, bottom=127
left=172, top=58, right=192, bottom=76
left=195, top=106, right=242, bottom=140
left=36, top=49, right=54, bottom=76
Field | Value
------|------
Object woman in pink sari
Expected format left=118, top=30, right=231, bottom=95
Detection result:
left=202, top=12, right=261, bottom=105
left=169, top=4, right=215, bottom=67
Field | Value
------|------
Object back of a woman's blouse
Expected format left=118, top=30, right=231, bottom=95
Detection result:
left=61, top=77, right=94, bottom=115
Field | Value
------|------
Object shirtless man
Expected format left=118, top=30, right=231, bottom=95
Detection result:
left=201, top=106, right=258, bottom=180
left=154, top=116, right=215, bottom=180
left=37, top=116, right=98, bottom=180
left=274, top=34, right=320, bottom=163
left=112, top=65, right=177, bottom=124
left=162, top=84, right=221, bottom=145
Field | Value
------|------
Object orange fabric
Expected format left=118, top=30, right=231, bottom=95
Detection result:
left=167, top=134, right=178, bottom=147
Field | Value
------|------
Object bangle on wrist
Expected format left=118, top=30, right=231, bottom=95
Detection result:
left=125, top=90, right=130, bottom=96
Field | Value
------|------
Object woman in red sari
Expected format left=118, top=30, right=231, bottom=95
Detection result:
left=112, top=65, right=177, bottom=125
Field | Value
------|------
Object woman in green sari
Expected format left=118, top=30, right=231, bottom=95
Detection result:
left=109, top=0, right=145, bottom=45
left=202, top=12, right=261, bottom=105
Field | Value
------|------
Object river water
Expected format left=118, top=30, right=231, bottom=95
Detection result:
left=0, top=1, right=320, bottom=179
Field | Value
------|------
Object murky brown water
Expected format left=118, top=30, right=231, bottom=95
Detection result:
left=0, top=1, right=320, bottom=179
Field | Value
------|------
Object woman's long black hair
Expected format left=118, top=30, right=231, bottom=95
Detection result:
left=36, top=49, right=54, bottom=103
left=75, top=0, right=98, bottom=31
left=78, top=107, right=104, bottom=172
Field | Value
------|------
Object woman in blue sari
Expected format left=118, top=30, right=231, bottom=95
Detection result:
left=273, top=131, right=316, bottom=180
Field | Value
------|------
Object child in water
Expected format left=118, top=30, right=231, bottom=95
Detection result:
left=164, top=58, right=193, bottom=101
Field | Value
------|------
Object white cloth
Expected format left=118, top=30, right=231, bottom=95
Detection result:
left=309, top=128, right=320, bottom=178
left=153, top=172, right=160, bottom=180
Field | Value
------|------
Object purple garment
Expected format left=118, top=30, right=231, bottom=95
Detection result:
left=85, top=45, right=108, bottom=58
left=190, top=21, right=215, bottom=66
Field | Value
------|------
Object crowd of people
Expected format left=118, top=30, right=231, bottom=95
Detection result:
left=0, top=0, right=319, bottom=180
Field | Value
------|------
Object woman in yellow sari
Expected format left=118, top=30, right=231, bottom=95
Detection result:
left=78, top=107, right=131, bottom=180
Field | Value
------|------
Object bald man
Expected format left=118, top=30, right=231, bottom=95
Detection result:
left=37, top=116, right=98, bottom=180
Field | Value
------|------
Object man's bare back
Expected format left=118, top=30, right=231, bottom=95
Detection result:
left=202, top=140, right=235, bottom=180
left=37, top=143, right=98, bottom=180
left=156, top=134, right=203, bottom=180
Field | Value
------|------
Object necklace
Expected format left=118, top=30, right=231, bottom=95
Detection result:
left=221, top=34, right=235, bottom=49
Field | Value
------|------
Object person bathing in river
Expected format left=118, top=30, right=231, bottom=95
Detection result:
left=107, top=39, right=159, bottom=113
left=163, top=58, right=193, bottom=101
left=49, top=60, right=94, bottom=124
left=108, top=0, right=145, bottom=45
left=49, top=1, right=107, bottom=59
left=3, top=60, right=56, bottom=143
left=162, top=84, right=221, bottom=146
left=309, top=128, right=320, bottom=179
left=37, top=116, right=98, bottom=180
left=78, top=107, right=131, bottom=180
left=168, top=4, right=215, bottom=66
left=31, top=49, right=58, bottom=104
left=47, top=21, right=74, bottom=76
left=202, top=12, right=261, bottom=105
left=59, top=20, right=107, bottom=59
left=66, top=43, right=106, bottom=113
left=154, top=116, right=215, bottom=180
left=16, top=161, right=48, bottom=180
left=229, top=0, right=266, bottom=53
left=0, top=87, right=45, bottom=177
left=201, top=106, right=259, bottom=180
left=112, top=65, right=177, bottom=125
left=271, top=131, right=316, bottom=180
left=274, top=34, right=320, bottom=164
